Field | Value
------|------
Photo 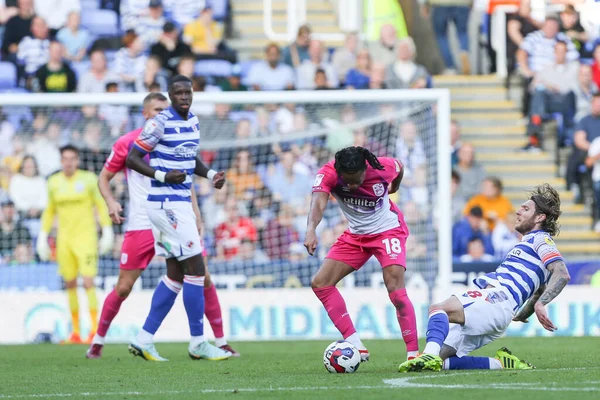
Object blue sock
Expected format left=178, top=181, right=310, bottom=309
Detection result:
left=423, top=310, right=449, bottom=355
left=447, top=356, right=494, bottom=370
left=183, top=275, right=205, bottom=337
left=141, top=277, right=181, bottom=335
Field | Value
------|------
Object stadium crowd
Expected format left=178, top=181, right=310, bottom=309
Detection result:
left=0, top=0, right=599, bottom=277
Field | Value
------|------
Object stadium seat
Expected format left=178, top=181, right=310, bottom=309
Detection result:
left=0, top=62, right=17, bottom=89
left=194, top=59, right=232, bottom=77
left=71, top=61, right=91, bottom=79
left=229, top=111, right=258, bottom=127
left=81, top=9, right=120, bottom=37
left=206, top=0, right=229, bottom=22
left=82, top=0, right=99, bottom=10
left=239, top=60, right=257, bottom=86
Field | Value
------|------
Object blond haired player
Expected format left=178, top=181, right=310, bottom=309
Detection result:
left=37, top=145, right=113, bottom=343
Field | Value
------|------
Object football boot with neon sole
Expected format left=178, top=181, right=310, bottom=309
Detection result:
left=128, top=338, right=168, bottom=362
left=188, top=341, right=232, bottom=361
left=398, top=353, right=443, bottom=372
left=61, top=332, right=83, bottom=344
left=495, top=347, right=535, bottom=370
left=359, top=349, right=370, bottom=362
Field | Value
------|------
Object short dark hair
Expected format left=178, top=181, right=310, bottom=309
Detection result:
left=60, top=144, right=79, bottom=155
left=143, top=92, right=167, bottom=108
left=555, top=40, right=568, bottom=47
left=468, top=206, right=483, bottom=218
left=530, top=184, right=562, bottom=236
left=334, top=146, right=384, bottom=175
left=168, top=75, right=192, bottom=91
left=18, top=155, right=39, bottom=176
left=105, top=82, right=118, bottom=91
left=451, top=170, right=461, bottom=183
left=485, top=176, right=503, bottom=192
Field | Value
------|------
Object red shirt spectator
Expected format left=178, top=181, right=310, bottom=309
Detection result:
left=214, top=198, right=257, bottom=259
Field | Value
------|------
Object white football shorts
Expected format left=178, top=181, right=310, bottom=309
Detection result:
left=444, top=286, right=517, bottom=357
left=147, top=202, right=203, bottom=261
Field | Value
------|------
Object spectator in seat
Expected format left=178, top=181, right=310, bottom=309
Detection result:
left=26, top=121, right=61, bottom=177
left=11, top=242, right=34, bottom=264
left=235, top=238, right=270, bottom=263
left=140, top=55, right=169, bottom=92
left=121, top=0, right=153, bottom=31
left=455, top=142, right=485, bottom=200
left=452, top=205, right=494, bottom=258
left=463, top=176, right=513, bottom=232
left=98, top=82, right=129, bottom=137
left=451, top=119, right=461, bottom=166
left=492, top=213, right=521, bottom=259
left=77, top=49, right=119, bottom=93
left=79, top=121, right=111, bottom=174
left=367, top=23, right=399, bottom=67
left=0, top=0, right=18, bottom=25
left=17, top=15, right=50, bottom=79
left=0, top=199, right=32, bottom=261
left=176, top=54, right=196, bottom=79
left=262, top=204, right=300, bottom=261
left=331, top=32, right=359, bottom=84
left=314, top=68, right=330, bottom=90
left=295, top=39, right=338, bottom=90
left=150, top=21, right=193, bottom=74
left=459, top=238, right=495, bottom=262
left=395, top=120, right=426, bottom=173
left=219, top=64, right=248, bottom=92
left=183, top=6, right=223, bottom=56
left=264, top=150, right=312, bottom=209
left=586, top=136, right=600, bottom=231
left=56, top=12, right=90, bottom=63
left=384, top=37, right=429, bottom=89
left=566, top=93, right=600, bottom=203
left=282, top=24, right=311, bottom=68
left=136, top=0, right=165, bottom=50
left=114, top=31, right=147, bottom=92
left=33, top=0, right=80, bottom=33
left=592, top=45, right=600, bottom=89
left=524, top=40, right=578, bottom=151
left=214, top=197, right=258, bottom=260
left=421, top=0, right=471, bottom=75
left=8, top=154, right=46, bottom=219
left=574, top=64, right=598, bottom=123
left=344, top=49, right=371, bottom=90
left=369, top=62, right=386, bottom=89
left=506, top=0, right=540, bottom=75
left=434, top=169, right=466, bottom=226
left=1, top=0, right=34, bottom=61
left=560, top=5, right=589, bottom=58
left=517, top=16, right=579, bottom=116
left=227, top=149, right=265, bottom=202
left=33, top=41, right=77, bottom=93
left=247, top=43, right=295, bottom=91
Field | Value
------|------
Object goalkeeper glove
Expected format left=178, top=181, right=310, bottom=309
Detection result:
left=36, top=231, right=51, bottom=262
left=99, top=226, right=114, bottom=255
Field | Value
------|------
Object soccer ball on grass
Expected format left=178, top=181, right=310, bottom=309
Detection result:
left=323, top=340, right=361, bottom=373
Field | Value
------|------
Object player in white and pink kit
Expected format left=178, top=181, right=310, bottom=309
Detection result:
left=304, top=146, right=419, bottom=364
left=86, top=93, right=238, bottom=358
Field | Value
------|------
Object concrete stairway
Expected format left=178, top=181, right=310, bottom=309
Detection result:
left=436, top=75, right=600, bottom=259
left=228, top=0, right=344, bottom=61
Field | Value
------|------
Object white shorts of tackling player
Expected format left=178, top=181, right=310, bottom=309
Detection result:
left=147, top=203, right=203, bottom=261
left=444, top=286, right=517, bottom=357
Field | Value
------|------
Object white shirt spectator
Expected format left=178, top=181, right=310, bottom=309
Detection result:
left=395, top=137, right=426, bottom=171
left=9, top=174, right=47, bottom=214
left=492, top=221, right=521, bottom=259
left=113, top=47, right=147, bottom=90
left=34, top=0, right=80, bottom=30
left=589, top=137, right=600, bottom=183
left=246, top=61, right=295, bottom=91
left=295, top=60, right=338, bottom=90
left=17, top=36, right=50, bottom=75
left=78, top=69, right=120, bottom=93
left=99, top=104, right=129, bottom=137
left=121, top=0, right=151, bottom=30
left=26, top=137, right=60, bottom=177
left=164, top=0, right=203, bottom=27
left=0, top=120, right=15, bottom=158
left=459, top=253, right=496, bottom=262
left=520, top=31, right=578, bottom=73
left=136, top=14, right=165, bottom=49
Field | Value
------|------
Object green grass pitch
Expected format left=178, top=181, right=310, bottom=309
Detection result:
left=1, top=337, right=599, bottom=399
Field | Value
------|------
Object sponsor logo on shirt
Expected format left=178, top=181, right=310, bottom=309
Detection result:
left=173, top=142, right=199, bottom=158
left=313, top=174, right=324, bottom=187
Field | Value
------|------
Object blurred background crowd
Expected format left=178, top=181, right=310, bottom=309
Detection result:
left=0, top=0, right=599, bottom=287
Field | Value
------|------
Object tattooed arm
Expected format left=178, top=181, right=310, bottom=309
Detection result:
left=533, top=260, right=571, bottom=332
left=513, top=284, right=546, bottom=322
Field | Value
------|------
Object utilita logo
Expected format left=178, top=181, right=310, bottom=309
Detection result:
left=343, top=197, right=382, bottom=208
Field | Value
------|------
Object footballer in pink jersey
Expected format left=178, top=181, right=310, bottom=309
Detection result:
left=305, top=146, right=419, bottom=365
left=86, top=93, right=238, bottom=358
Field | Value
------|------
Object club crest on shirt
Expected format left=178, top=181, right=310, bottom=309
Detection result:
left=165, top=209, right=178, bottom=229
left=75, top=181, right=85, bottom=193
left=143, top=120, right=157, bottom=134
left=372, top=183, right=385, bottom=196
left=121, top=253, right=128, bottom=264
left=314, top=174, right=324, bottom=187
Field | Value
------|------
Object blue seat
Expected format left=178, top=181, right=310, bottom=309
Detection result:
left=81, top=9, right=119, bottom=37
left=0, top=62, right=17, bottom=89
left=82, top=0, right=99, bottom=10
left=71, top=61, right=91, bottom=79
left=206, top=0, right=229, bottom=22
left=194, top=59, right=232, bottom=77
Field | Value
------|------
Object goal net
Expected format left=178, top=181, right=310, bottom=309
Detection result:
left=0, top=89, right=450, bottom=343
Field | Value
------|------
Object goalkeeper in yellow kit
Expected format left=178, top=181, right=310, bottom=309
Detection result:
left=37, top=145, right=114, bottom=344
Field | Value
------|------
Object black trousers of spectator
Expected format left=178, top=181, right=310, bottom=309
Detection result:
left=486, top=14, right=496, bottom=74
left=521, top=76, right=534, bottom=116
left=566, top=147, right=592, bottom=199
left=527, top=89, right=575, bottom=145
